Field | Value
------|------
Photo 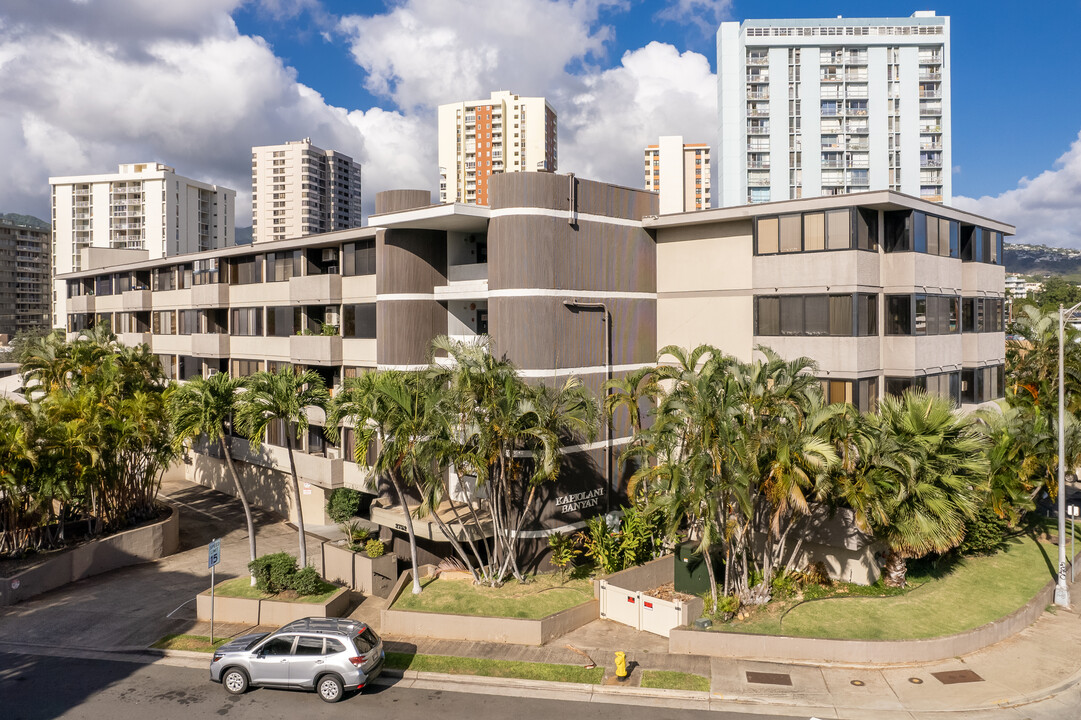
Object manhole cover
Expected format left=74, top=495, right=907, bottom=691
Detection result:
left=850, top=680, right=865, bottom=687
left=932, top=670, right=984, bottom=685
left=746, top=671, right=792, bottom=686
left=908, top=677, right=923, bottom=684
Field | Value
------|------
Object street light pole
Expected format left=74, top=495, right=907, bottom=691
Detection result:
left=1055, top=302, right=1081, bottom=606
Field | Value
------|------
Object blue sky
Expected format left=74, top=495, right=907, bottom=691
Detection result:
left=1, top=0, right=1080, bottom=246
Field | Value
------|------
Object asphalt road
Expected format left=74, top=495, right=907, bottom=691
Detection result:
left=1, top=653, right=812, bottom=720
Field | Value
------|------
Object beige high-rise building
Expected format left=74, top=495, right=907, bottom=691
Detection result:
left=438, top=91, right=557, bottom=205
left=251, top=139, right=363, bottom=243
left=644, top=137, right=711, bottom=213
left=50, top=162, right=235, bottom=328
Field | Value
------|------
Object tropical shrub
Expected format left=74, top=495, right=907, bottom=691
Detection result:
left=291, top=566, right=323, bottom=595
left=958, top=505, right=1010, bottom=556
left=364, top=539, right=386, bottom=558
left=547, top=531, right=579, bottom=580
left=249, top=552, right=298, bottom=594
left=326, top=488, right=365, bottom=524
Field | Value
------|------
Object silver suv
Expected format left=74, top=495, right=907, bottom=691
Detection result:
left=209, top=617, right=384, bottom=703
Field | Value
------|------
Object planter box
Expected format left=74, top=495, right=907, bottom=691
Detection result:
left=321, top=541, right=398, bottom=598
left=380, top=569, right=598, bottom=646
left=0, top=506, right=179, bottom=606
left=196, top=584, right=351, bottom=625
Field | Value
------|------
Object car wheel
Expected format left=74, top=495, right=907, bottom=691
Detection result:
left=317, top=674, right=344, bottom=703
left=222, top=668, right=249, bottom=695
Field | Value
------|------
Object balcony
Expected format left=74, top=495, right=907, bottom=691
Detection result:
left=120, top=332, right=151, bottom=348
left=293, top=452, right=344, bottom=490
left=191, top=333, right=230, bottom=357
left=434, top=262, right=489, bottom=301
left=290, top=335, right=342, bottom=365
left=191, top=283, right=229, bottom=307
left=290, top=274, right=342, bottom=305
left=122, top=288, right=153, bottom=312
left=747, top=90, right=769, bottom=100
left=68, top=295, right=95, bottom=314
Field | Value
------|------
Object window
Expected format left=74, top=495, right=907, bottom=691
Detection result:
left=886, top=295, right=911, bottom=335
left=231, top=255, right=263, bottom=285
left=294, top=636, right=324, bottom=656
left=231, top=359, right=262, bottom=377
left=804, top=295, right=829, bottom=335
left=325, top=639, right=346, bottom=655
left=856, top=208, right=877, bottom=251
left=803, top=213, right=825, bottom=251
left=178, top=309, right=199, bottom=335
left=267, top=251, right=302, bottom=282
left=756, top=217, right=779, bottom=254
left=152, top=310, right=176, bottom=335
left=267, top=306, right=299, bottom=337
left=259, top=637, right=295, bottom=656
left=780, top=296, right=804, bottom=335
left=342, top=239, right=376, bottom=276
left=95, top=275, right=113, bottom=297
left=178, top=264, right=193, bottom=289
left=153, top=267, right=176, bottom=292
left=820, top=376, right=878, bottom=412
left=342, top=303, right=377, bottom=339
left=857, top=293, right=878, bottom=336
left=829, top=294, right=853, bottom=335
left=193, top=258, right=220, bottom=285
left=912, top=212, right=927, bottom=253
left=826, top=209, right=850, bottom=250
left=179, top=355, right=202, bottom=380
left=779, top=214, right=801, bottom=253
left=756, top=296, right=780, bottom=335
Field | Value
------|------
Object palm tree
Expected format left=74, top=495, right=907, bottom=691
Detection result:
left=235, top=366, right=329, bottom=568
left=170, top=373, right=258, bottom=583
left=1009, top=304, right=1081, bottom=412
left=869, top=390, right=989, bottom=587
left=328, top=370, right=437, bottom=595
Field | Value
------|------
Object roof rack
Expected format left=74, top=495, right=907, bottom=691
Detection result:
left=277, top=617, right=367, bottom=634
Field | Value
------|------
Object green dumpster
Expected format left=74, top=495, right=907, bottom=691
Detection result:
left=674, top=541, right=723, bottom=596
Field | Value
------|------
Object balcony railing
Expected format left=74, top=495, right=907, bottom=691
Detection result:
left=747, top=90, right=769, bottom=99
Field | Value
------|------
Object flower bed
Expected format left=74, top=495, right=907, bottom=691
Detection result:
left=196, top=577, right=351, bottom=625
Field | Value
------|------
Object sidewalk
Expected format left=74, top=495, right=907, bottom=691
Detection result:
left=2, top=476, right=1080, bottom=719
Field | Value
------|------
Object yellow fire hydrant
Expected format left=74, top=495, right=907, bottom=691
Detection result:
left=614, top=651, right=628, bottom=682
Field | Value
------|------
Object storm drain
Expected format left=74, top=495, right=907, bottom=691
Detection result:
left=746, top=671, right=793, bottom=686
left=931, top=670, right=984, bottom=685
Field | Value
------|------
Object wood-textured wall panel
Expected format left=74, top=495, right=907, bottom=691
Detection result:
left=376, top=228, right=447, bottom=294
left=374, top=190, right=433, bottom=215
left=376, top=299, right=446, bottom=366
left=489, top=173, right=657, bottom=221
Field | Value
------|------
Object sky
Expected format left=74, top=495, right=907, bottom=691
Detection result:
left=1, top=0, right=1079, bottom=247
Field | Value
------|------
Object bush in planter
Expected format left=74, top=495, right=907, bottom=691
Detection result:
left=365, top=539, right=385, bottom=558
left=341, top=518, right=370, bottom=550
left=327, top=488, right=365, bottom=524
left=292, top=566, right=324, bottom=596
left=249, top=552, right=298, bottom=594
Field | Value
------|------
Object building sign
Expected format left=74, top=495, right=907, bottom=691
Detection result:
left=554, top=488, right=604, bottom=515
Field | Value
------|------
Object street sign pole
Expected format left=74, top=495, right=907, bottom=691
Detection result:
left=208, top=538, right=221, bottom=645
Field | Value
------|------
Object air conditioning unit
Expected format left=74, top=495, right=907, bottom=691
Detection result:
left=326, top=446, right=341, bottom=460
left=325, top=308, right=340, bottom=326
left=321, top=248, right=337, bottom=262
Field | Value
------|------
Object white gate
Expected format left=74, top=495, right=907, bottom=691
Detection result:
left=599, top=580, right=690, bottom=638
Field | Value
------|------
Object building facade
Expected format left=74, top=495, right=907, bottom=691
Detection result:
left=50, top=163, right=236, bottom=328
left=437, top=91, right=558, bottom=205
left=644, top=137, right=712, bottom=213
left=717, top=11, right=950, bottom=207
left=55, top=177, right=1009, bottom=559
left=251, top=139, right=363, bottom=244
left=0, top=219, right=50, bottom=339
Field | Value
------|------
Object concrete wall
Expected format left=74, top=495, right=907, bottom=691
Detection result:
left=321, top=541, right=398, bottom=597
left=380, top=569, right=598, bottom=646
left=196, top=585, right=351, bottom=624
left=188, top=452, right=332, bottom=526
left=0, top=506, right=179, bottom=606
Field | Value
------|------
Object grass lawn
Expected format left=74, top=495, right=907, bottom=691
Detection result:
left=385, top=652, right=604, bottom=684
left=717, top=533, right=1056, bottom=640
left=639, top=670, right=711, bottom=692
left=213, top=576, right=340, bottom=603
left=392, top=573, right=594, bottom=619
left=151, top=634, right=229, bottom=653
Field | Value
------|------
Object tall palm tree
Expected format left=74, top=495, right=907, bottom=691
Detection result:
left=1009, top=304, right=1081, bottom=412
left=869, top=390, right=989, bottom=587
left=236, top=366, right=329, bottom=568
left=170, top=373, right=258, bottom=583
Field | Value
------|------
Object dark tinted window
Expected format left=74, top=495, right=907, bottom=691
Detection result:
left=294, top=636, right=324, bottom=656
left=756, top=296, right=780, bottom=336
left=343, top=240, right=376, bottom=276
left=261, top=637, right=295, bottom=656
left=325, top=639, right=346, bottom=655
left=886, top=295, right=911, bottom=335
left=343, top=303, right=377, bottom=339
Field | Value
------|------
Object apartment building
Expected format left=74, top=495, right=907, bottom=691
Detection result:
left=55, top=175, right=1010, bottom=563
left=717, top=11, right=950, bottom=207
left=644, top=137, right=712, bottom=213
left=251, top=139, right=363, bottom=243
left=50, top=163, right=235, bottom=327
left=0, top=219, right=50, bottom=339
left=437, top=91, right=558, bottom=205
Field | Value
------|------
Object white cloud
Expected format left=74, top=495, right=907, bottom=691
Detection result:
left=655, top=0, right=733, bottom=35
left=0, top=1, right=428, bottom=222
left=338, top=0, right=616, bottom=111
left=954, top=130, right=1081, bottom=249
left=556, top=42, right=716, bottom=186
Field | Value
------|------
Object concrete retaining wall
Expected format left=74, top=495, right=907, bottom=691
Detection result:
left=669, top=572, right=1062, bottom=664
left=321, top=541, right=398, bottom=598
left=0, top=506, right=179, bottom=606
left=195, top=585, right=352, bottom=625
left=381, top=569, right=599, bottom=646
